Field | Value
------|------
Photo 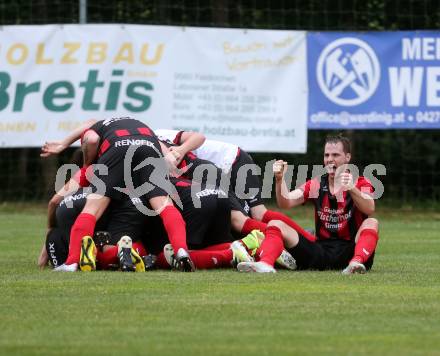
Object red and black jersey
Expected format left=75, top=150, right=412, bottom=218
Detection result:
left=87, top=117, right=156, bottom=157
left=158, top=138, right=222, bottom=184
left=302, top=174, right=373, bottom=241
left=83, top=117, right=166, bottom=202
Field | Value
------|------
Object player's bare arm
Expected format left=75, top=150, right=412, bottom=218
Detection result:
left=40, top=177, right=82, bottom=269
left=40, top=119, right=97, bottom=157
left=159, top=141, right=180, bottom=173
left=39, top=193, right=65, bottom=269
left=168, top=131, right=206, bottom=163
left=47, top=178, right=81, bottom=230
left=81, top=130, right=100, bottom=166
left=273, top=160, right=305, bottom=209
left=37, top=244, right=48, bottom=269
left=348, top=184, right=375, bottom=216
left=337, top=171, right=375, bottom=216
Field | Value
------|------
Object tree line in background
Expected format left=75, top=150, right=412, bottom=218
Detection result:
left=1, top=0, right=439, bottom=29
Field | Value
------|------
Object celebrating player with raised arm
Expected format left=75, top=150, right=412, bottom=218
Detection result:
left=273, top=135, right=380, bottom=274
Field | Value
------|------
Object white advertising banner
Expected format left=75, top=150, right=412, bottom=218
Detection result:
left=0, top=25, right=307, bottom=152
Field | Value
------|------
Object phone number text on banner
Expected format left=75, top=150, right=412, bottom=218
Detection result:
left=307, top=31, right=440, bottom=129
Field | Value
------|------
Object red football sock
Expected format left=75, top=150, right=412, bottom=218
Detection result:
left=262, top=210, right=317, bottom=242
left=156, top=248, right=233, bottom=269
left=160, top=206, right=188, bottom=252
left=200, top=243, right=232, bottom=251
left=65, top=213, right=96, bottom=265
left=188, top=250, right=233, bottom=269
left=241, top=218, right=267, bottom=235
left=351, top=229, right=379, bottom=264
left=257, top=226, right=284, bottom=267
left=96, top=246, right=118, bottom=270
left=132, top=242, right=147, bottom=257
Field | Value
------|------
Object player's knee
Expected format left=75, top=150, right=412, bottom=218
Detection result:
left=364, top=217, right=379, bottom=232
left=250, top=204, right=267, bottom=221
left=268, top=220, right=299, bottom=248
left=230, top=211, right=246, bottom=232
left=267, top=219, right=284, bottom=230
left=83, top=194, right=110, bottom=216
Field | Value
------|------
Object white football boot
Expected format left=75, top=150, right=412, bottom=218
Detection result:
left=237, top=261, right=276, bottom=273
left=53, top=263, right=78, bottom=272
left=342, top=261, right=367, bottom=275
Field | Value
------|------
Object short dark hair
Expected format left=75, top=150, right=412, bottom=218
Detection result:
left=325, top=134, right=351, bottom=154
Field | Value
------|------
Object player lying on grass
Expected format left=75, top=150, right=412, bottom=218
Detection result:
left=156, top=129, right=316, bottom=235
left=41, top=117, right=195, bottom=272
left=39, top=163, right=300, bottom=273
left=40, top=119, right=305, bottom=273
left=38, top=180, right=274, bottom=272
left=256, top=134, right=380, bottom=275
left=155, top=129, right=318, bottom=273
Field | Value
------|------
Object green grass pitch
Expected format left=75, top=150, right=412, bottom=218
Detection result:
left=0, top=206, right=439, bottom=355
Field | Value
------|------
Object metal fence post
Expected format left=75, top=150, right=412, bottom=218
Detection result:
left=79, top=0, right=87, bottom=24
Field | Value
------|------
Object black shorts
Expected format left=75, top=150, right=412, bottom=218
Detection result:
left=230, top=150, right=263, bottom=208
left=56, top=188, right=109, bottom=235
left=142, top=182, right=234, bottom=254
left=59, top=199, right=146, bottom=246
left=287, top=236, right=375, bottom=271
left=45, top=228, right=69, bottom=268
left=228, top=191, right=250, bottom=216
left=93, top=137, right=170, bottom=202
left=105, top=198, right=148, bottom=244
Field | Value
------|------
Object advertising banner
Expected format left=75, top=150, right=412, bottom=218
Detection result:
left=0, top=25, right=307, bottom=152
left=308, top=31, right=440, bottom=129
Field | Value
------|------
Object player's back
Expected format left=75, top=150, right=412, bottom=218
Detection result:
left=91, top=117, right=155, bottom=144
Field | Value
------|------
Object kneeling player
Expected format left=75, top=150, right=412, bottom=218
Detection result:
left=40, top=187, right=147, bottom=272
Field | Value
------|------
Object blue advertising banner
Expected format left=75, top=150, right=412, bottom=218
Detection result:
left=307, top=31, right=440, bottom=129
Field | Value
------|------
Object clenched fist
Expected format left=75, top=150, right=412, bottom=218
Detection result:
left=337, top=171, right=355, bottom=191
left=273, top=160, right=287, bottom=181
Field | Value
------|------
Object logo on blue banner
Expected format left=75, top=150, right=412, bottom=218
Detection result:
left=317, top=38, right=380, bottom=106
left=308, top=32, right=440, bottom=129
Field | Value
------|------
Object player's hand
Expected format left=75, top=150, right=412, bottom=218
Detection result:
left=37, top=242, right=49, bottom=269
left=40, top=141, right=66, bottom=157
left=168, top=146, right=183, bottom=164
left=164, top=151, right=179, bottom=173
left=273, top=160, right=287, bottom=181
left=338, top=171, right=355, bottom=191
